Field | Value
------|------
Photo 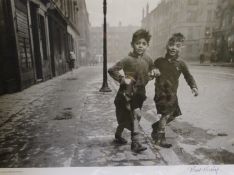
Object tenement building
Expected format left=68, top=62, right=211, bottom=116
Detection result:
left=213, top=0, right=234, bottom=62
left=90, top=23, right=139, bottom=63
left=0, top=0, right=90, bottom=95
left=142, top=0, right=218, bottom=61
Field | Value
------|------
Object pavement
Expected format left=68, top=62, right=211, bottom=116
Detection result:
left=0, top=66, right=172, bottom=167
left=1, top=64, right=234, bottom=167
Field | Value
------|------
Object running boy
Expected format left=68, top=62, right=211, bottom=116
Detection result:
left=108, top=29, right=154, bottom=153
left=151, top=33, right=198, bottom=148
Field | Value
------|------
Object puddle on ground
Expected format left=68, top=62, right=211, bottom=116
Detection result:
left=195, top=148, right=234, bottom=164
left=170, top=121, right=216, bottom=144
left=169, top=121, right=234, bottom=164
left=66, top=78, right=78, bottom=81
left=54, top=108, right=73, bottom=120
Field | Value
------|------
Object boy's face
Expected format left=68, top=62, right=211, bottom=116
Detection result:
left=132, top=38, right=148, bottom=56
left=167, top=41, right=183, bottom=57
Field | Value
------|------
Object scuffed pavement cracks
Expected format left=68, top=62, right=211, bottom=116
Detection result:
left=70, top=80, right=163, bottom=166
left=0, top=67, right=163, bottom=167
left=1, top=66, right=234, bottom=167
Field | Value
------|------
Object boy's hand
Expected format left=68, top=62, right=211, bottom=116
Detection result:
left=148, top=69, right=160, bottom=79
left=192, top=88, right=198, bottom=97
left=121, top=77, right=135, bottom=85
left=124, top=78, right=132, bottom=85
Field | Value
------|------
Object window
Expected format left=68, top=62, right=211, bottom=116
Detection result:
left=205, top=27, right=211, bottom=37
left=187, top=11, right=197, bottom=22
left=204, top=41, right=209, bottom=52
left=207, top=10, right=212, bottom=21
left=204, top=44, right=209, bottom=52
left=187, top=44, right=193, bottom=53
left=208, top=0, right=213, bottom=4
left=222, top=11, right=230, bottom=29
left=187, top=27, right=193, bottom=40
left=188, top=0, right=198, bottom=5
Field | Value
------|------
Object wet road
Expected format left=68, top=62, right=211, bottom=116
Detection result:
left=144, top=65, right=234, bottom=164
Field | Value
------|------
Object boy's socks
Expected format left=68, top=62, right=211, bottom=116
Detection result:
left=115, top=135, right=127, bottom=144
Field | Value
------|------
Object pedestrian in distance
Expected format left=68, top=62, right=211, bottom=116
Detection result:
left=151, top=33, right=199, bottom=149
left=210, top=49, right=217, bottom=63
left=68, top=51, right=76, bottom=79
left=108, top=29, right=154, bottom=153
left=228, top=47, right=234, bottom=63
left=68, top=51, right=76, bottom=71
left=199, top=53, right=205, bottom=64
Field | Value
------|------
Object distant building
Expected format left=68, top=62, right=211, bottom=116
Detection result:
left=90, top=26, right=103, bottom=64
left=0, top=0, right=90, bottom=95
left=213, top=0, right=234, bottom=62
left=90, top=24, right=139, bottom=63
left=142, top=0, right=218, bottom=61
left=77, top=0, right=91, bottom=66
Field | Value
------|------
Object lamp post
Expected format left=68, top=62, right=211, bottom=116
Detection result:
left=99, top=0, right=111, bottom=92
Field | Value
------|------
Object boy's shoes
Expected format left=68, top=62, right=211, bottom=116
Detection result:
left=131, top=142, right=147, bottom=153
left=154, top=132, right=172, bottom=148
left=114, top=135, right=128, bottom=145
left=151, top=122, right=172, bottom=148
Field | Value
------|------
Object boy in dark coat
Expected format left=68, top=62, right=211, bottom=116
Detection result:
left=108, top=29, right=154, bottom=153
left=151, top=33, right=199, bottom=148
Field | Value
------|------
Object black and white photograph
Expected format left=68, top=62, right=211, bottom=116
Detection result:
left=0, top=0, right=234, bottom=174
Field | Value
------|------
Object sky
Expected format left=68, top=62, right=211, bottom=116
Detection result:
left=86, top=0, right=161, bottom=27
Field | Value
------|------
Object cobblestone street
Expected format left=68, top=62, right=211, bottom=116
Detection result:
left=0, top=66, right=163, bottom=167
left=0, top=65, right=234, bottom=167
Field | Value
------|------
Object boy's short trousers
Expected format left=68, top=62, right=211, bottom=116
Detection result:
left=114, top=88, right=146, bottom=131
left=154, top=89, right=182, bottom=117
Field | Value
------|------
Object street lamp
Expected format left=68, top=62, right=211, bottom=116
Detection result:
left=99, top=0, right=111, bottom=92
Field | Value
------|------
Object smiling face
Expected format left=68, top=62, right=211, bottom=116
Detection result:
left=132, top=38, right=148, bottom=56
left=166, top=41, right=184, bottom=57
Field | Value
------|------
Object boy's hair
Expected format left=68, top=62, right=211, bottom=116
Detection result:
left=168, top=33, right=185, bottom=43
left=131, top=29, right=151, bottom=45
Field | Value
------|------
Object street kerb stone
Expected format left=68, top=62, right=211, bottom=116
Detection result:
left=70, top=78, right=163, bottom=166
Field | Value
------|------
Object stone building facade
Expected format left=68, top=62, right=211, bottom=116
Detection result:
left=90, top=24, right=139, bottom=64
left=142, top=0, right=218, bottom=61
left=0, top=0, right=90, bottom=94
left=213, top=0, right=234, bottom=62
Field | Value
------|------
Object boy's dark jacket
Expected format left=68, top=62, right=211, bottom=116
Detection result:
left=108, top=52, right=154, bottom=89
left=154, top=54, right=197, bottom=92
left=108, top=52, right=154, bottom=129
left=154, top=54, right=197, bottom=117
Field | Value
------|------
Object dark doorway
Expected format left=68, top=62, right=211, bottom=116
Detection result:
left=0, top=0, right=5, bottom=94
left=48, top=17, right=56, bottom=77
left=38, top=15, right=47, bottom=61
left=29, top=2, right=43, bottom=81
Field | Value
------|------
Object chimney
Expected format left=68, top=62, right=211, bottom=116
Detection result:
left=146, top=3, right=149, bottom=15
